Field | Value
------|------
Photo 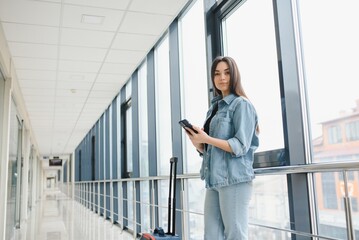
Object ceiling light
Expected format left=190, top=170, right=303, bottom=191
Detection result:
left=81, top=14, right=105, bottom=25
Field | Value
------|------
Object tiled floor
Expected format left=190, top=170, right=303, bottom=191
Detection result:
left=14, top=189, right=134, bottom=240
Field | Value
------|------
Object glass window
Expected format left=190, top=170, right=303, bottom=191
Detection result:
left=127, top=182, right=134, bottom=231
left=178, top=2, right=208, bottom=239
left=248, top=175, right=290, bottom=238
left=222, top=0, right=284, bottom=152
left=338, top=171, right=355, bottom=181
left=328, top=125, right=342, bottom=144
left=138, top=60, right=150, bottom=232
left=314, top=172, right=348, bottom=239
left=187, top=179, right=205, bottom=240
left=138, top=60, right=149, bottom=177
left=158, top=180, right=169, bottom=233
left=321, top=172, right=338, bottom=209
left=125, top=82, right=133, bottom=175
left=352, top=198, right=358, bottom=212
left=155, top=34, right=172, bottom=176
left=299, top=1, right=359, bottom=235
left=298, top=0, right=359, bottom=162
left=346, top=120, right=359, bottom=141
left=116, top=95, right=122, bottom=224
left=7, top=100, right=22, bottom=239
left=179, top=0, right=208, bottom=174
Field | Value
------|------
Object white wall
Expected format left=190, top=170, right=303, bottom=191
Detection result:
left=0, top=23, right=41, bottom=240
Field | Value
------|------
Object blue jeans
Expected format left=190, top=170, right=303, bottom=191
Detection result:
left=204, top=182, right=253, bottom=240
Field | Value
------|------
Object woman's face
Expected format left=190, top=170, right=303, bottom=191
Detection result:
left=214, top=61, right=230, bottom=96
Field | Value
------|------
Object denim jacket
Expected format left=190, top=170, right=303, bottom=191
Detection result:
left=200, top=94, right=259, bottom=189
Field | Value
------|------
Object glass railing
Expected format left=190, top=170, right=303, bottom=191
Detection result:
left=71, top=161, right=359, bottom=240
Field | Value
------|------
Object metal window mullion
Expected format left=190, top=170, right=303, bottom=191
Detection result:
left=180, top=178, right=188, bottom=240
left=133, top=181, right=137, bottom=238
left=343, top=171, right=355, bottom=240
left=109, top=105, right=114, bottom=223
left=151, top=179, right=155, bottom=230
left=273, top=0, right=313, bottom=236
left=97, top=182, right=100, bottom=216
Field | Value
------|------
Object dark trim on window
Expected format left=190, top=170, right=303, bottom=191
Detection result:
left=169, top=19, right=183, bottom=174
left=91, top=135, right=95, bottom=181
left=147, top=51, right=157, bottom=177
left=132, top=70, right=140, bottom=178
left=121, top=96, right=132, bottom=179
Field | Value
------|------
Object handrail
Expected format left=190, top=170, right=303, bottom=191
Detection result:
left=254, top=161, right=359, bottom=175
left=71, top=161, right=359, bottom=239
left=74, top=161, right=359, bottom=184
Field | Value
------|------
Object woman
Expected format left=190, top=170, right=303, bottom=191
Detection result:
left=184, top=56, right=259, bottom=240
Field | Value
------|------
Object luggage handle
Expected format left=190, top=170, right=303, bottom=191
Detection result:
left=167, top=157, right=177, bottom=235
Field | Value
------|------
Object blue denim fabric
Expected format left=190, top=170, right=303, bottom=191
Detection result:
left=200, top=94, right=259, bottom=188
left=204, top=182, right=253, bottom=240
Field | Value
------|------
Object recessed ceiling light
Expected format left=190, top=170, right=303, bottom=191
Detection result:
left=81, top=14, right=105, bottom=25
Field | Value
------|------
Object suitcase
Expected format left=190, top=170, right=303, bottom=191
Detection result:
left=140, top=157, right=180, bottom=240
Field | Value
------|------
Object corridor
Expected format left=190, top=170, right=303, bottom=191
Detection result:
left=14, top=189, right=133, bottom=240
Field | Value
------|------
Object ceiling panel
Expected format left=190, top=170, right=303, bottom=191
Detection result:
left=55, top=96, right=87, bottom=103
left=119, top=12, right=173, bottom=35
left=19, top=80, right=56, bottom=89
left=22, top=95, right=56, bottom=103
left=13, top=57, right=57, bottom=71
left=8, top=42, right=58, bottom=59
left=57, top=72, right=96, bottom=82
left=56, top=89, right=89, bottom=97
left=63, top=0, right=131, bottom=10
left=16, top=69, right=57, bottom=81
left=59, top=46, right=107, bottom=62
left=130, top=0, right=188, bottom=15
left=58, top=60, right=102, bottom=73
left=92, top=82, right=122, bottom=92
left=112, top=33, right=157, bottom=51
left=25, top=102, right=56, bottom=108
left=1, top=23, right=59, bottom=44
left=106, top=49, right=145, bottom=64
left=0, top=0, right=61, bottom=26
left=101, top=62, right=134, bottom=75
left=61, top=28, right=115, bottom=48
left=62, top=5, right=125, bottom=31
left=96, top=73, right=128, bottom=83
left=21, top=88, right=55, bottom=96
left=56, top=80, right=93, bottom=90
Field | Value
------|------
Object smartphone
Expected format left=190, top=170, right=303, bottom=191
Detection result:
left=178, top=119, right=198, bottom=134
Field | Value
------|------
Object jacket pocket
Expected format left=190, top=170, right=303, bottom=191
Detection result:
left=214, top=117, right=233, bottom=139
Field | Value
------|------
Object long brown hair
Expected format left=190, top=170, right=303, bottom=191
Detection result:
left=211, top=56, right=247, bottom=98
left=211, top=56, right=260, bottom=133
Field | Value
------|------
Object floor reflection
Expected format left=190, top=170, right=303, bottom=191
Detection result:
left=14, top=189, right=134, bottom=240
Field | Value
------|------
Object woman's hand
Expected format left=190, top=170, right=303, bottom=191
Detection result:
left=186, top=125, right=209, bottom=144
left=184, top=125, right=207, bottom=153
left=186, top=125, right=233, bottom=154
